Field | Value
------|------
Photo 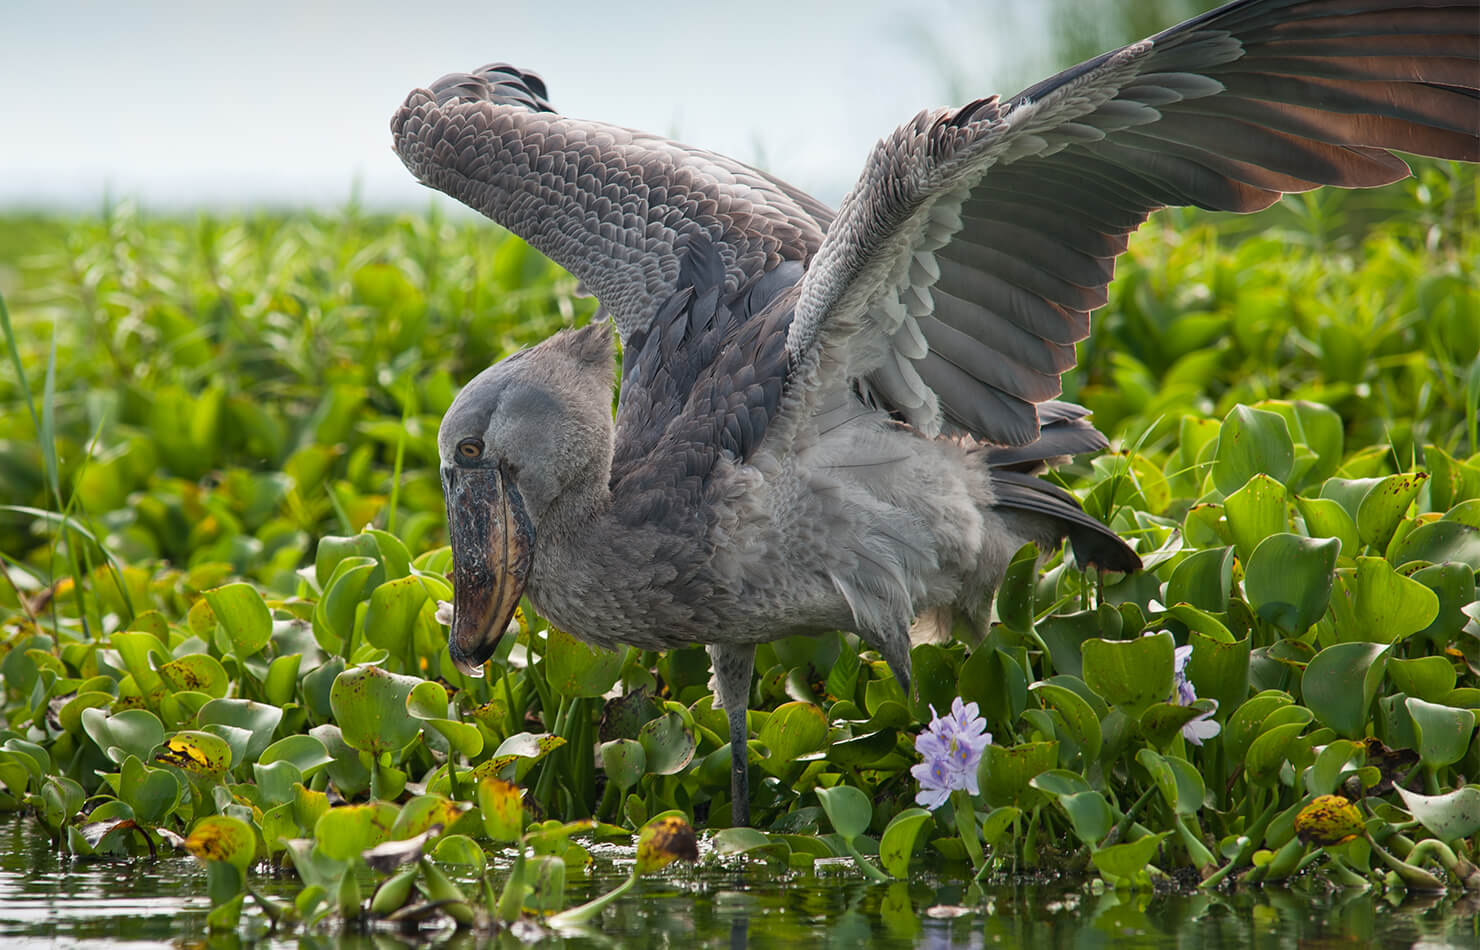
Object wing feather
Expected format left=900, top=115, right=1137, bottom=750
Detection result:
left=786, top=0, right=1479, bottom=445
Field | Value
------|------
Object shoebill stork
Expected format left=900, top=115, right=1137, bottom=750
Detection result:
left=393, top=0, right=1479, bottom=825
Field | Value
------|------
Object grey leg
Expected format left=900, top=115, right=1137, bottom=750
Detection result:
left=707, top=642, right=755, bottom=827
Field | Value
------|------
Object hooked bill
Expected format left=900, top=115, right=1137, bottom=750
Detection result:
left=442, top=464, right=534, bottom=676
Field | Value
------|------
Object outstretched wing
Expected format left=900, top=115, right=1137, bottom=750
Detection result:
left=390, top=63, right=832, bottom=341
left=788, top=0, right=1480, bottom=446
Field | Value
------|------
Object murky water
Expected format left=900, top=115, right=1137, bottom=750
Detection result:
left=1, top=814, right=1475, bottom=948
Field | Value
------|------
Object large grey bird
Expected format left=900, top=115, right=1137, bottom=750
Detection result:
left=394, top=0, right=1479, bottom=825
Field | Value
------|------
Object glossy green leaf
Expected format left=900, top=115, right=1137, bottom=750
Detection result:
left=1212, top=405, right=1294, bottom=496
left=1387, top=656, right=1458, bottom=704
left=1030, top=682, right=1102, bottom=764
left=203, top=583, right=273, bottom=658
left=158, top=654, right=229, bottom=700
left=1090, top=832, right=1167, bottom=882
left=878, top=808, right=932, bottom=878
left=1339, top=556, right=1440, bottom=644
left=119, top=755, right=182, bottom=825
left=328, top=665, right=423, bottom=755
left=197, top=699, right=282, bottom=764
left=545, top=626, right=625, bottom=698
left=1186, top=631, right=1249, bottom=720
left=1082, top=633, right=1174, bottom=716
left=478, top=776, right=524, bottom=843
left=1295, top=496, right=1361, bottom=558
left=1390, top=520, right=1480, bottom=571
left=757, top=702, right=828, bottom=774
left=637, top=711, right=696, bottom=776
left=996, top=543, right=1039, bottom=633
left=980, top=741, right=1058, bottom=810
left=1224, top=475, right=1288, bottom=562
left=258, top=734, right=332, bottom=779
left=314, top=802, right=397, bottom=861
left=1243, top=534, right=1339, bottom=635
left=1405, top=698, right=1476, bottom=770
left=600, top=738, right=646, bottom=792
left=81, top=708, right=165, bottom=764
left=1303, top=642, right=1389, bottom=739
left=185, top=815, right=258, bottom=872
left=361, top=575, right=429, bottom=657
left=816, top=785, right=873, bottom=841
left=1245, top=721, right=1309, bottom=786
left=1163, top=546, right=1234, bottom=613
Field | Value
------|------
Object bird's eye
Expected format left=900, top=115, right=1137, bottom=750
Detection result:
left=457, top=438, right=483, bottom=460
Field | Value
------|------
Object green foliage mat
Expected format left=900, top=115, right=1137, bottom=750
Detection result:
left=0, top=161, right=1476, bottom=929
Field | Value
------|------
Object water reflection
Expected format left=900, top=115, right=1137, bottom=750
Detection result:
left=2, top=815, right=1475, bottom=949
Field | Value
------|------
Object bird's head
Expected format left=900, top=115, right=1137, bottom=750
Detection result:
left=438, top=321, right=614, bottom=675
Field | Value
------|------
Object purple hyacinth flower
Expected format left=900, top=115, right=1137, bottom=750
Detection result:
left=912, top=697, right=992, bottom=809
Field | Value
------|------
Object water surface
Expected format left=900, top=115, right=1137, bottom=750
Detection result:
left=2, top=815, right=1474, bottom=948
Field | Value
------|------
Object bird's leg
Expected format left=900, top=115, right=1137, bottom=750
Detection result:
left=707, top=642, right=756, bottom=827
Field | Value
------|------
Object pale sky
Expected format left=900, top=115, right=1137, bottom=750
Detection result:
left=2, top=0, right=1058, bottom=212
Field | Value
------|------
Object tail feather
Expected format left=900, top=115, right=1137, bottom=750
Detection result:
left=992, top=470, right=1141, bottom=573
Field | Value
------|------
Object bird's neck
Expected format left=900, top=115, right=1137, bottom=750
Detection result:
left=523, top=431, right=619, bottom=637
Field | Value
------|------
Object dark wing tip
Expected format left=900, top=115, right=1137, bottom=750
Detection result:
left=427, top=63, right=557, bottom=113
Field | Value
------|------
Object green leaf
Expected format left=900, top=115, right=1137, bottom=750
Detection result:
left=1389, top=520, right=1480, bottom=571
left=637, top=711, right=696, bottom=775
left=1387, top=656, right=1458, bottom=704
left=185, top=815, right=258, bottom=872
left=959, top=646, right=1027, bottom=727
left=314, top=802, right=398, bottom=861
left=328, top=665, right=423, bottom=755
left=878, top=808, right=932, bottom=878
left=907, top=644, right=958, bottom=724
left=1186, top=631, right=1249, bottom=720
left=158, top=654, right=229, bottom=699
left=980, top=741, right=1059, bottom=810
left=313, top=556, right=377, bottom=651
left=996, top=543, right=1039, bottom=633
left=1393, top=785, right=1480, bottom=842
left=1135, top=748, right=1205, bottom=816
left=1410, top=562, right=1477, bottom=643
left=1303, top=642, right=1389, bottom=739
left=119, top=755, right=182, bottom=825
left=1405, top=698, right=1476, bottom=771
left=81, top=707, right=165, bottom=764
left=1244, top=721, right=1309, bottom=786
left=1082, top=633, right=1174, bottom=716
left=258, top=734, right=333, bottom=779
left=478, top=776, right=524, bottom=843
left=1030, top=682, right=1102, bottom=764
left=197, top=698, right=283, bottom=764
left=816, top=785, right=873, bottom=841
left=1164, top=546, right=1235, bottom=613
left=1090, top=832, right=1167, bottom=882
left=545, top=626, right=625, bottom=698
left=1224, top=475, right=1288, bottom=562
left=757, top=702, right=828, bottom=775
left=1336, top=557, right=1440, bottom=644
left=599, top=739, right=646, bottom=792
left=1243, top=534, right=1339, bottom=635
left=1212, top=405, right=1295, bottom=496
left=361, top=575, right=429, bottom=659
left=1295, top=496, right=1361, bottom=559
left=203, top=583, right=273, bottom=658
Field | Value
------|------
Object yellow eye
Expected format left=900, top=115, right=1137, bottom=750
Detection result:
left=457, top=439, right=483, bottom=460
